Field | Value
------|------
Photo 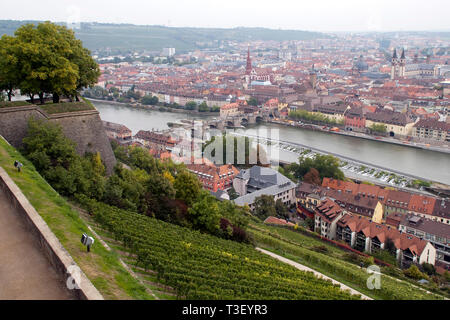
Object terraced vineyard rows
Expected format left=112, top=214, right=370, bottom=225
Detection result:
left=81, top=198, right=360, bottom=300
left=249, top=224, right=445, bottom=300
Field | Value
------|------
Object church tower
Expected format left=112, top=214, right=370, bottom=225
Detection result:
left=246, top=46, right=252, bottom=75
left=391, top=48, right=398, bottom=80
left=399, top=48, right=406, bottom=77
left=309, top=64, right=317, bottom=90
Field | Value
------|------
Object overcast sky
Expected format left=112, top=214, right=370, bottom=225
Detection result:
left=1, top=0, right=449, bottom=32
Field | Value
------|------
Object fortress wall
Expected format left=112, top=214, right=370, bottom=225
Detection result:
left=0, top=106, right=116, bottom=174
left=49, top=111, right=116, bottom=174
left=0, top=106, right=46, bottom=147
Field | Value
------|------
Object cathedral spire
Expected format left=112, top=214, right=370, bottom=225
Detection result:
left=246, top=45, right=252, bottom=75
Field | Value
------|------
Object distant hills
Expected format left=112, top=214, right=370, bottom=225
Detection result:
left=0, top=20, right=330, bottom=53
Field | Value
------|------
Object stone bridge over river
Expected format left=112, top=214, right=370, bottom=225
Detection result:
left=207, top=113, right=267, bottom=130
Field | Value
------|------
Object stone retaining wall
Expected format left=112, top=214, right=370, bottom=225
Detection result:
left=0, top=105, right=116, bottom=174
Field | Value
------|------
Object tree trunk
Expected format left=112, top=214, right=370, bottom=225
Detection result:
left=75, top=94, right=80, bottom=102
left=53, top=93, right=59, bottom=103
left=38, top=92, right=44, bottom=105
left=29, top=94, right=34, bottom=104
left=7, top=90, right=12, bottom=101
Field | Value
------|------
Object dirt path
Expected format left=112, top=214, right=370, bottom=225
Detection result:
left=0, top=190, right=73, bottom=300
left=256, top=247, right=373, bottom=300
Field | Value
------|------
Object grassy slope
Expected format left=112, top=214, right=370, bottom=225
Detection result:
left=249, top=222, right=446, bottom=300
left=0, top=137, right=152, bottom=300
left=39, top=101, right=95, bottom=114
left=0, top=101, right=31, bottom=108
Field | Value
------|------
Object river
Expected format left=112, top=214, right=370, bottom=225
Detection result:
left=93, top=101, right=450, bottom=185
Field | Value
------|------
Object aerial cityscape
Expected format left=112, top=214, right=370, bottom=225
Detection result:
left=0, top=0, right=449, bottom=312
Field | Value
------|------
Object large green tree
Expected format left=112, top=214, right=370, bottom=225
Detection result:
left=275, top=199, right=289, bottom=219
left=202, top=134, right=269, bottom=167
left=2, top=21, right=99, bottom=103
left=0, top=35, right=20, bottom=101
left=188, top=190, right=221, bottom=235
left=141, top=95, right=159, bottom=105
left=253, top=194, right=277, bottom=221
left=173, top=170, right=202, bottom=206
left=287, top=154, right=344, bottom=182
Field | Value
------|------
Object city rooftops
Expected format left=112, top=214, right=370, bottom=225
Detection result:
left=400, top=214, right=450, bottom=243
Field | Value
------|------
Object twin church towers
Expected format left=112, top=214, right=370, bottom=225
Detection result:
left=391, top=48, right=406, bottom=79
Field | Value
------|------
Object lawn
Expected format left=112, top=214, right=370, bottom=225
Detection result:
left=0, top=101, right=31, bottom=108
left=39, top=100, right=95, bottom=114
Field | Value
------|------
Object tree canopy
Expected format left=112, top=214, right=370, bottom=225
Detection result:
left=141, top=95, right=159, bottom=105
left=0, top=21, right=99, bottom=103
left=286, top=154, right=344, bottom=183
left=202, top=134, right=269, bottom=167
left=247, top=97, right=258, bottom=106
left=253, top=194, right=277, bottom=221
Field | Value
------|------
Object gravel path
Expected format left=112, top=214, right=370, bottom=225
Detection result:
left=0, top=190, right=73, bottom=300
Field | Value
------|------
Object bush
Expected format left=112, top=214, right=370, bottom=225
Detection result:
left=422, top=263, right=436, bottom=276
left=344, top=252, right=360, bottom=264
left=444, top=271, right=450, bottom=282
left=383, top=266, right=403, bottom=278
left=403, top=265, right=429, bottom=280
left=313, top=245, right=329, bottom=254
left=362, top=256, right=375, bottom=267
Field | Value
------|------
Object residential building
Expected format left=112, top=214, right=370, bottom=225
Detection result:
left=233, top=166, right=296, bottom=210
left=297, top=180, right=384, bottom=222
left=399, top=214, right=450, bottom=267
left=433, top=199, right=450, bottom=225
left=365, top=109, right=415, bottom=137
left=412, top=119, right=450, bottom=142
left=322, top=178, right=449, bottom=224
left=314, top=198, right=346, bottom=240
left=383, top=189, right=411, bottom=216
left=313, top=104, right=348, bottom=124
left=186, top=163, right=239, bottom=192
left=162, top=47, right=176, bottom=57
left=336, top=214, right=436, bottom=266
left=134, top=130, right=176, bottom=150
left=408, top=194, right=437, bottom=220
left=220, top=103, right=242, bottom=118
left=344, top=107, right=366, bottom=132
left=102, top=121, right=132, bottom=141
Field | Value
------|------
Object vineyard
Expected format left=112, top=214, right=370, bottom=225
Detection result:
left=249, top=224, right=445, bottom=300
left=80, top=197, right=360, bottom=300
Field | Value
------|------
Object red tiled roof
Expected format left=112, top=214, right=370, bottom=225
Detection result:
left=338, top=214, right=428, bottom=255
left=408, top=194, right=436, bottom=216
left=264, top=216, right=295, bottom=226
